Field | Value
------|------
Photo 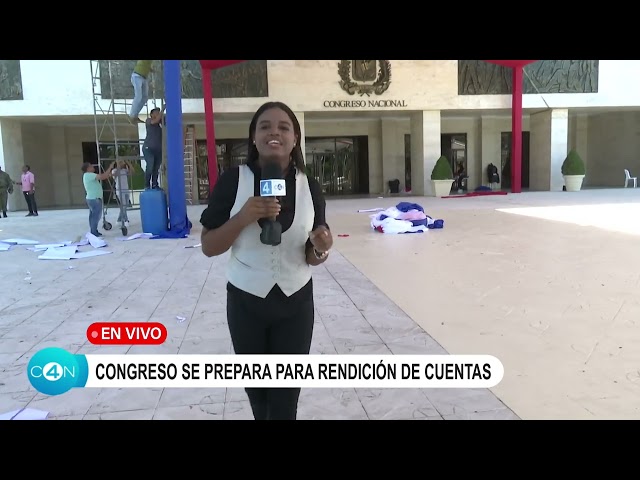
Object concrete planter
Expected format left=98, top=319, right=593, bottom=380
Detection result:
left=564, top=175, right=585, bottom=192
left=432, top=179, right=454, bottom=197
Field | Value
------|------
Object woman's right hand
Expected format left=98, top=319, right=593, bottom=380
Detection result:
left=238, top=197, right=281, bottom=226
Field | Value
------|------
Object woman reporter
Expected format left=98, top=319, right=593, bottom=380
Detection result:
left=200, top=101, right=332, bottom=420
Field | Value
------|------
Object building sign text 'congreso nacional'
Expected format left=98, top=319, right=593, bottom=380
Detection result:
left=322, top=60, right=408, bottom=109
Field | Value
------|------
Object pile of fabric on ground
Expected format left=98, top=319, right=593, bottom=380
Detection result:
left=370, top=202, right=444, bottom=234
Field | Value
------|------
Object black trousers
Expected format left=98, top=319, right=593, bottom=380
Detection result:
left=226, top=280, right=314, bottom=420
left=23, top=191, right=37, bottom=214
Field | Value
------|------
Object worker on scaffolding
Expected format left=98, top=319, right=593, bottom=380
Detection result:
left=128, top=60, right=153, bottom=124
left=143, top=105, right=165, bottom=189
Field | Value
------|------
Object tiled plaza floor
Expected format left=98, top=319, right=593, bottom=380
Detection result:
left=0, top=201, right=516, bottom=420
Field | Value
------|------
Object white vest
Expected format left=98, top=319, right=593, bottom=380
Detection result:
left=227, top=164, right=315, bottom=298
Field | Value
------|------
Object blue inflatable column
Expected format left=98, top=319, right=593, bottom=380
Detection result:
left=162, top=60, right=191, bottom=237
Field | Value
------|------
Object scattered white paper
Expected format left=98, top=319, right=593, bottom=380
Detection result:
left=358, top=208, right=384, bottom=213
left=176, top=316, right=187, bottom=323
left=85, top=232, right=107, bottom=249
left=2, top=238, right=40, bottom=245
left=0, top=409, right=22, bottom=420
left=118, top=233, right=153, bottom=241
left=27, top=240, right=76, bottom=251
left=70, top=238, right=90, bottom=247
left=34, top=243, right=67, bottom=250
left=0, top=408, right=49, bottom=420
left=71, top=250, right=112, bottom=259
left=38, top=246, right=78, bottom=260
left=184, top=243, right=201, bottom=249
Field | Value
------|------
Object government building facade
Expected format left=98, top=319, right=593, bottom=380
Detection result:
left=0, top=60, right=637, bottom=211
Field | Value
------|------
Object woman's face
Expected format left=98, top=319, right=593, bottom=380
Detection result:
left=253, top=107, right=298, bottom=167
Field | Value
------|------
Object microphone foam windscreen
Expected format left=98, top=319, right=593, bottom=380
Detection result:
left=261, top=162, right=282, bottom=180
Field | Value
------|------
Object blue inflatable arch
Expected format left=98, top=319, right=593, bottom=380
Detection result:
left=161, top=60, right=245, bottom=237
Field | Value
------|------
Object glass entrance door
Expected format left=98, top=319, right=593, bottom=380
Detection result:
left=195, top=139, right=248, bottom=202
left=441, top=133, right=468, bottom=192
left=306, top=137, right=359, bottom=196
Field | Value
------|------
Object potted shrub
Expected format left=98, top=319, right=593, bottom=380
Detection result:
left=561, top=149, right=586, bottom=192
left=431, top=155, right=454, bottom=197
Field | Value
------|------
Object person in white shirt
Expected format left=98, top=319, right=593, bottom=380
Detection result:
left=111, top=160, right=132, bottom=223
left=199, top=101, right=333, bottom=420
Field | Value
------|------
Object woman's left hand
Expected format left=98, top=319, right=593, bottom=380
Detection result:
left=309, top=225, right=333, bottom=252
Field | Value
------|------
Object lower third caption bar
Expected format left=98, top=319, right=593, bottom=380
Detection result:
left=26, top=349, right=505, bottom=396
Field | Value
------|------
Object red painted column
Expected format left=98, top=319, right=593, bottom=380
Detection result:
left=511, top=65, right=523, bottom=193
left=201, top=68, right=218, bottom=192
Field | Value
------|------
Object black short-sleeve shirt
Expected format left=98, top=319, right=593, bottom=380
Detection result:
left=200, top=162, right=329, bottom=248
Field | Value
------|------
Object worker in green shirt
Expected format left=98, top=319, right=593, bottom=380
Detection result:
left=129, top=60, right=153, bottom=123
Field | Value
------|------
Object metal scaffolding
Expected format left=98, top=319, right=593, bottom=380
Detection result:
left=89, top=60, right=164, bottom=236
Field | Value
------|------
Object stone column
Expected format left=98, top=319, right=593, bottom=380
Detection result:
left=569, top=113, right=588, bottom=185
left=530, top=109, right=569, bottom=191
left=0, top=119, right=26, bottom=212
left=49, top=126, right=72, bottom=207
left=480, top=116, right=502, bottom=188
left=410, top=110, right=441, bottom=196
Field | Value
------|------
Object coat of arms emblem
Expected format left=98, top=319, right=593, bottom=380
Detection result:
left=338, top=60, right=391, bottom=96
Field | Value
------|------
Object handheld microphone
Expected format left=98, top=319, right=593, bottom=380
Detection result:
left=259, top=162, right=286, bottom=246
